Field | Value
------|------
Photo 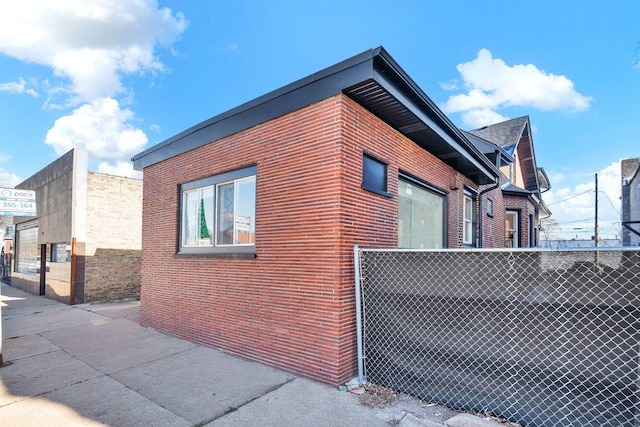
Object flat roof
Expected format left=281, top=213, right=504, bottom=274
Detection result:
left=133, top=47, right=499, bottom=185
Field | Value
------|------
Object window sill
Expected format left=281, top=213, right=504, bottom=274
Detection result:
left=361, top=185, right=393, bottom=198
left=175, top=247, right=256, bottom=258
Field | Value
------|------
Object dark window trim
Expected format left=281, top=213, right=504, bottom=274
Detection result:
left=506, top=209, right=521, bottom=248
left=362, top=152, right=392, bottom=198
left=181, top=165, right=257, bottom=191
left=486, top=198, right=494, bottom=217
left=399, top=171, right=447, bottom=196
left=175, top=250, right=256, bottom=259
left=398, top=171, right=448, bottom=248
left=177, top=165, right=257, bottom=256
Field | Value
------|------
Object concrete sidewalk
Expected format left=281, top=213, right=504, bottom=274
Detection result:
left=0, top=283, right=504, bottom=427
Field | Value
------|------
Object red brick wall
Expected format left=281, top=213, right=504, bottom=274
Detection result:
left=479, top=180, right=507, bottom=248
left=140, top=94, right=481, bottom=385
left=504, top=194, right=538, bottom=247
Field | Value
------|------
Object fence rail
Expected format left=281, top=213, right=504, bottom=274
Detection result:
left=355, top=247, right=640, bottom=427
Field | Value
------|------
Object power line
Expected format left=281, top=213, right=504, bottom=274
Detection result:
left=599, top=190, right=621, bottom=215
left=551, top=218, right=592, bottom=225
left=546, top=189, right=594, bottom=206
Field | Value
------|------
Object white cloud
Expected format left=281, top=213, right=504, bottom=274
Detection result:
left=443, top=49, right=591, bottom=128
left=460, top=109, right=509, bottom=130
left=439, top=79, right=459, bottom=91
left=97, top=160, right=142, bottom=180
left=544, top=162, right=621, bottom=240
left=0, top=78, right=38, bottom=97
left=0, top=2, right=187, bottom=177
left=45, top=97, right=147, bottom=171
left=0, top=0, right=188, bottom=103
left=0, top=168, right=22, bottom=187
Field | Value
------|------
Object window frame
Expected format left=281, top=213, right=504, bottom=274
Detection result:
left=486, top=198, right=494, bottom=217
left=178, top=165, right=257, bottom=257
left=362, top=153, right=392, bottom=198
left=505, top=210, right=519, bottom=248
left=397, top=172, right=447, bottom=249
left=463, top=190, right=476, bottom=246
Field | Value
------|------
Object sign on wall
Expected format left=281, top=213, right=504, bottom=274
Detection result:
left=0, top=188, right=37, bottom=217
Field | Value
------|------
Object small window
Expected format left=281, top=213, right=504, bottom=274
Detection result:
left=463, top=192, right=476, bottom=246
left=487, top=199, right=494, bottom=217
left=179, top=166, right=256, bottom=256
left=362, top=154, right=391, bottom=197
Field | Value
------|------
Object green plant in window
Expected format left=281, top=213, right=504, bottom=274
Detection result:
left=199, top=198, right=210, bottom=239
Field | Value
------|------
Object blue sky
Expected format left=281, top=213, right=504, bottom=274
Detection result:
left=1, top=1, right=639, bottom=240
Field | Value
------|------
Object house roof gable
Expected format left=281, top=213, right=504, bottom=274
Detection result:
left=468, top=116, right=529, bottom=156
left=470, top=116, right=543, bottom=193
left=132, top=47, right=500, bottom=185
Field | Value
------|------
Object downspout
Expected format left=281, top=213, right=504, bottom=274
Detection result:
left=477, top=151, right=502, bottom=248
left=477, top=180, right=500, bottom=248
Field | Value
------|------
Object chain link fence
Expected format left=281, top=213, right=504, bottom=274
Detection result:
left=355, top=248, right=640, bottom=427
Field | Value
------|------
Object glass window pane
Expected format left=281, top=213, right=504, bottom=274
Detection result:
left=17, top=226, right=39, bottom=275
left=198, top=187, right=214, bottom=245
left=235, top=176, right=256, bottom=245
left=363, top=155, right=387, bottom=193
left=216, top=183, right=235, bottom=245
left=505, top=211, right=517, bottom=247
left=464, top=196, right=473, bottom=218
left=398, top=179, right=444, bottom=249
left=183, top=190, right=199, bottom=246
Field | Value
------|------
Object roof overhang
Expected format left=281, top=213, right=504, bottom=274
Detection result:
left=537, top=167, right=551, bottom=192
left=132, top=47, right=499, bottom=185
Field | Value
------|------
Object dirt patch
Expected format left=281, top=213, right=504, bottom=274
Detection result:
left=358, top=383, right=400, bottom=407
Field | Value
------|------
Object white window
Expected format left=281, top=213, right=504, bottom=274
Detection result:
left=398, top=176, right=445, bottom=249
left=180, top=166, right=256, bottom=255
left=463, top=193, right=474, bottom=245
left=505, top=210, right=518, bottom=248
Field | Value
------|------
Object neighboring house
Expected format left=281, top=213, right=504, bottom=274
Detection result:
left=132, top=47, right=549, bottom=385
left=12, top=148, right=142, bottom=303
left=467, top=116, right=551, bottom=248
left=621, top=157, right=640, bottom=246
left=540, top=238, right=621, bottom=249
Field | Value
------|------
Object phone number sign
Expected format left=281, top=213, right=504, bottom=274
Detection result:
left=0, top=188, right=37, bottom=216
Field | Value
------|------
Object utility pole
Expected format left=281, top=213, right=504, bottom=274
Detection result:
left=594, top=173, right=599, bottom=247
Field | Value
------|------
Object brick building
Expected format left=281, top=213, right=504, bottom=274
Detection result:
left=622, top=157, right=640, bottom=246
left=132, top=47, right=549, bottom=384
left=11, top=148, right=142, bottom=303
left=467, top=116, right=551, bottom=247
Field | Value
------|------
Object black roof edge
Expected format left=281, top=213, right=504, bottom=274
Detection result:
left=133, top=47, right=500, bottom=184
left=132, top=48, right=378, bottom=169
left=461, top=130, right=514, bottom=163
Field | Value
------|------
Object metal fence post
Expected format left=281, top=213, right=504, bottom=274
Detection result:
left=353, top=245, right=365, bottom=384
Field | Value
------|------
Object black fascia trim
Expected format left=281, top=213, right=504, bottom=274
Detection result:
left=382, top=52, right=499, bottom=180
left=502, top=187, right=534, bottom=197
left=370, top=65, right=497, bottom=185
left=133, top=49, right=379, bottom=170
